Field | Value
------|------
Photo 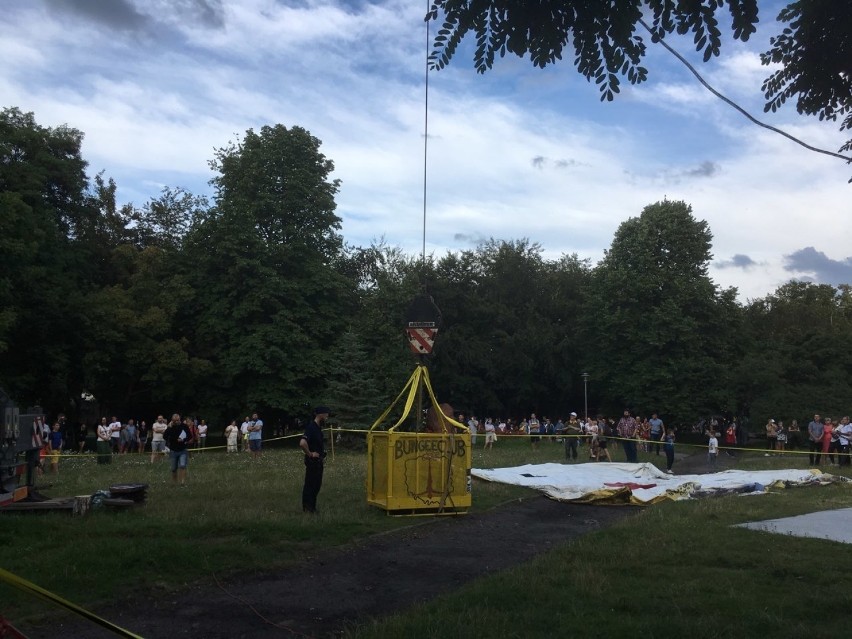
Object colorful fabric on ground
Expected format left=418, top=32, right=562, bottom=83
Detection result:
left=472, top=462, right=844, bottom=505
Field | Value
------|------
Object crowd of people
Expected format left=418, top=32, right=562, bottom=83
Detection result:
left=459, top=410, right=677, bottom=469
left=461, top=409, right=852, bottom=470
left=36, top=413, right=272, bottom=458
left=29, top=407, right=332, bottom=509
left=461, top=411, right=668, bottom=452
left=31, top=412, right=271, bottom=482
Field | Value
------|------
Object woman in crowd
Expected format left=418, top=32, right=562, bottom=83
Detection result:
left=638, top=417, right=651, bottom=453
left=586, top=417, right=599, bottom=459
left=96, top=417, right=111, bottom=464
left=821, top=417, right=835, bottom=465
left=724, top=421, right=737, bottom=457
left=765, top=419, right=778, bottom=452
left=224, top=419, right=239, bottom=453
left=775, top=421, right=787, bottom=453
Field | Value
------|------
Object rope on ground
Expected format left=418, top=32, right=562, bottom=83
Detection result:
left=204, top=558, right=316, bottom=639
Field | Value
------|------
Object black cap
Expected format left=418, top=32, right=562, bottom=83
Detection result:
left=314, top=406, right=331, bottom=416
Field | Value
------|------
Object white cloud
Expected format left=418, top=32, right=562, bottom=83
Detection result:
left=2, top=0, right=850, bottom=301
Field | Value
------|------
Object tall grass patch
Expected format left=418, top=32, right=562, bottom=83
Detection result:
left=1, top=442, right=535, bottom=619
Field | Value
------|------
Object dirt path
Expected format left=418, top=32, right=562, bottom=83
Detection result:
left=21, top=496, right=637, bottom=638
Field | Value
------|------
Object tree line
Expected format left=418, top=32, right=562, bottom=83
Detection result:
left=2, top=107, right=851, bottom=432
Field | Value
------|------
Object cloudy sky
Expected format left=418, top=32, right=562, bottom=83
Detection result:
left=3, top=0, right=850, bottom=300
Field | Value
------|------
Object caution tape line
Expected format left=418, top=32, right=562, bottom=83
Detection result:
left=0, top=567, right=143, bottom=638
left=34, top=432, right=313, bottom=460
left=329, top=429, right=852, bottom=458
left=36, top=429, right=852, bottom=460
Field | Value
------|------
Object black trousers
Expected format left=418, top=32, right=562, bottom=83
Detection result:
left=302, top=459, right=324, bottom=512
left=809, top=439, right=822, bottom=465
left=565, top=437, right=578, bottom=459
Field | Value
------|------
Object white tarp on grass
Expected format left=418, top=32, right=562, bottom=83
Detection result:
left=471, top=462, right=843, bottom=505
left=737, top=508, right=852, bottom=545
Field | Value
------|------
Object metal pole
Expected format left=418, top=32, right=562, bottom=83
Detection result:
left=582, top=373, right=589, bottom=422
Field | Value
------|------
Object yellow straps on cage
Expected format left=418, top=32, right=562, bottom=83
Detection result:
left=368, top=365, right=467, bottom=433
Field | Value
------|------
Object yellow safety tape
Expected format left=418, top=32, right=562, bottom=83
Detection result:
left=45, top=432, right=310, bottom=461
left=325, top=427, right=852, bottom=459
left=366, top=365, right=470, bottom=434
left=369, top=367, right=420, bottom=432
left=0, top=567, right=144, bottom=638
left=388, top=366, right=422, bottom=432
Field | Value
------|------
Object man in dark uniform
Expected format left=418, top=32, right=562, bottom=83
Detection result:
left=300, top=406, right=329, bottom=513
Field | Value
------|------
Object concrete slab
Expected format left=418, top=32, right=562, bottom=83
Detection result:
left=737, top=508, right=852, bottom=544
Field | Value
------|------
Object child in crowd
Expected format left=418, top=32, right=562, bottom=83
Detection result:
left=48, top=422, right=63, bottom=474
left=663, top=428, right=676, bottom=474
left=775, top=421, right=787, bottom=453
left=596, top=427, right=612, bottom=462
left=708, top=431, right=719, bottom=467
left=586, top=418, right=599, bottom=459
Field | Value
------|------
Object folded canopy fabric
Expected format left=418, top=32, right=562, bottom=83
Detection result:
left=471, top=462, right=842, bottom=505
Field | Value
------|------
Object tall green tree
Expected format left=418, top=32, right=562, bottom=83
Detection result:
left=0, top=108, right=94, bottom=409
left=127, top=186, right=209, bottom=251
left=338, top=241, right=423, bottom=403
left=78, top=243, right=207, bottom=414
left=584, top=200, right=739, bottom=424
left=323, top=328, right=387, bottom=431
left=185, top=124, right=352, bottom=421
left=426, top=240, right=590, bottom=419
left=736, top=282, right=852, bottom=425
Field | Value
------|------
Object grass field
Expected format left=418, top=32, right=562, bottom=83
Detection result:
left=2, top=433, right=851, bottom=637
left=351, top=437, right=852, bottom=639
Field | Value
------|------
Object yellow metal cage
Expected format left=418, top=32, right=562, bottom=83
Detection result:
left=366, top=366, right=471, bottom=515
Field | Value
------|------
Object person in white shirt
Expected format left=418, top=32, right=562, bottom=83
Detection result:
left=240, top=417, right=250, bottom=453
left=467, top=416, right=478, bottom=446
left=586, top=418, right=600, bottom=459
left=248, top=412, right=263, bottom=459
left=483, top=418, right=496, bottom=449
left=836, top=416, right=852, bottom=467
left=197, top=419, right=208, bottom=450
left=96, top=417, right=112, bottom=465
left=708, top=432, right=719, bottom=467
left=150, top=415, right=168, bottom=463
left=108, top=416, right=122, bottom=453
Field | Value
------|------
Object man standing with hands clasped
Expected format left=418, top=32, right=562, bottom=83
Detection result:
left=248, top=412, right=263, bottom=459
left=300, top=406, right=329, bottom=513
left=808, top=413, right=824, bottom=466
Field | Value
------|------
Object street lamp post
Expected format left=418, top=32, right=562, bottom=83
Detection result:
left=581, top=372, right=589, bottom=423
